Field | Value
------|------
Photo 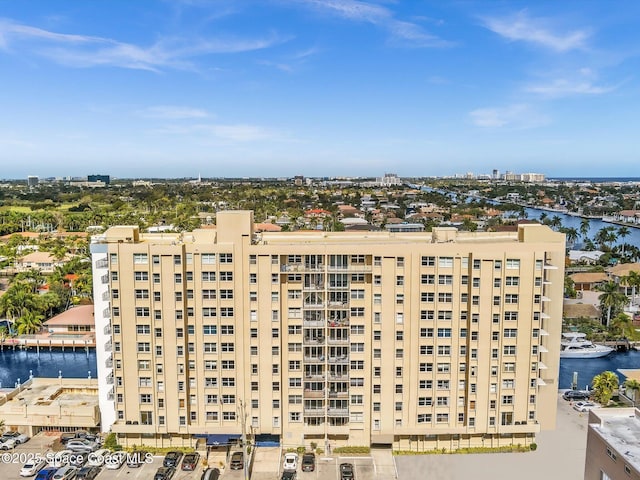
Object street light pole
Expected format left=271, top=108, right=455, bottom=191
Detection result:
left=239, top=399, right=248, bottom=480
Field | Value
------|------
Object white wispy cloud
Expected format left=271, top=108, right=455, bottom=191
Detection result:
left=469, top=104, right=549, bottom=129
left=137, top=106, right=210, bottom=119
left=0, top=18, right=286, bottom=71
left=482, top=10, right=589, bottom=52
left=525, top=78, right=616, bottom=97
left=292, top=0, right=451, bottom=47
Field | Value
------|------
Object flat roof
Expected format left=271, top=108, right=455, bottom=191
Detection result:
left=590, top=408, right=640, bottom=472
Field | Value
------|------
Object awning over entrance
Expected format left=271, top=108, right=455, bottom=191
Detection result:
left=194, top=433, right=241, bottom=446
left=254, top=434, right=280, bottom=447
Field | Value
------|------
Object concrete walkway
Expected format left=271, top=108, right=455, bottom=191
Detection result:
left=395, top=394, right=588, bottom=480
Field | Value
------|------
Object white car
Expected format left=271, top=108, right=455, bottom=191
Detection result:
left=2, top=432, right=30, bottom=444
left=283, top=452, right=298, bottom=472
left=19, top=458, right=46, bottom=477
left=0, top=438, right=17, bottom=450
left=573, top=401, right=597, bottom=412
left=86, top=448, right=110, bottom=466
left=49, top=450, right=73, bottom=468
left=105, top=451, right=126, bottom=469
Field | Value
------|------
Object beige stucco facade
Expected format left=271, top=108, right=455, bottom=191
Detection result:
left=91, top=211, right=565, bottom=450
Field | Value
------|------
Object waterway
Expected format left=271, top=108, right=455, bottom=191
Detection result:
left=524, top=207, right=640, bottom=248
left=559, top=350, right=640, bottom=389
left=0, top=348, right=97, bottom=389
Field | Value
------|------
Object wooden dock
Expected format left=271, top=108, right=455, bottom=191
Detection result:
left=601, top=339, right=635, bottom=352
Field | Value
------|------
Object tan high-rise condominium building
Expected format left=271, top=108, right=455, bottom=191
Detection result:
left=91, top=211, right=564, bottom=450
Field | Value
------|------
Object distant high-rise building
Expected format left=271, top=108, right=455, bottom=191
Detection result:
left=88, top=174, right=110, bottom=185
left=492, top=169, right=499, bottom=180
left=91, top=211, right=565, bottom=452
left=27, top=175, right=39, bottom=187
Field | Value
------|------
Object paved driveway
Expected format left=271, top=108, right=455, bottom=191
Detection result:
left=395, top=393, right=588, bottom=480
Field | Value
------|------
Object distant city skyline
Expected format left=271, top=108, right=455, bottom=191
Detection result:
left=1, top=1, right=639, bottom=178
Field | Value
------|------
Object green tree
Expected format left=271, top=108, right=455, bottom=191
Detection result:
left=618, top=226, right=630, bottom=256
left=609, top=313, right=632, bottom=339
left=580, top=218, right=590, bottom=241
left=624, top=379, right=640, bottom=404
left=596, top=281, right=628, bottom=327
left=14, top=310, right=44, bottom=335
left=621, top=270, right=640, bottom=306
left=591, top=371, right=619, bottom=405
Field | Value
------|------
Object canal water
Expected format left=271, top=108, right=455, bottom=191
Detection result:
left=524, top=207, right=640, bottom=248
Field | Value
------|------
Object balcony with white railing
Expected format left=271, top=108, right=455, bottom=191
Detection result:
left=102, top=308, right=111, bottom=319
left=103, top=325, right=111, bottom=335
left=104, top=341, right=112, bottom=352
left=102, top=291, right=111, bottom=301
left=327, top=408, right=349, bottom=417
left=105, top=356, right=113, bottom=368
left=303, top=408, right=326, bottom=416
left=101, top=274, right=109, bottom=284
left=304, top=355, right=326, bottom=363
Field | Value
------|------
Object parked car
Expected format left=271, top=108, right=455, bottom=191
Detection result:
left=86, top=449, right=109, bottom=467
left=126, top=451, right=148, bottom=468
left=20, top=458, right=47, bottom=477
left=2, top=431, right=30, bottom=444
left=340, top=462, right=355, bottom=480
left=59, top=433, right=76, bottom=446
left=281, top=471, right=297, bottom=480
left=573, top=401, right=597, bottom=412
left=154, top=466, right=176, bottom=480
left=301, top=453, right=315, bottom=472
left=181, top=452, right=200, bottom=471
left=201, top=468, right=221, bottom=480
left=35, top=469, right=57, bottom=480
left=283, top=452, right=298, bottom=471
left=230, top=451, right=244, bottom=469
left=52, top=465, right=78, bottom=480
left=162, top=451, right=183, bottom=468
left=68, top=453, right=89, bottom=469
left=66, top=439, right=98, bottom=453
left=49, top=450, right=74, bottom=468
left=75, top=466, right=101, bottom=480
left=562, top=389, right=591, bottom=401
left=0, top=438, right=18, bottom=450
left=104, top=452, right=126, bottom=470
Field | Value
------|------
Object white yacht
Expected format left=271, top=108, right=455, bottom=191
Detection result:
left=560, top=332, right=614, bottom=359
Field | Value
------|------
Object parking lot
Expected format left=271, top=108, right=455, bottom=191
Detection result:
left=0, top=434, right=206, bottom=480
left=0, top=431, right=402, bottom=480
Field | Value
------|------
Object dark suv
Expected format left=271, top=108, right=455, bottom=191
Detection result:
left=562, top=390, right=590, bottom=401
left=301, top=453, right=315, bottom=472
left=340, top=462, right=354, bottom=480
left=163, top=451, right=183, bottom=468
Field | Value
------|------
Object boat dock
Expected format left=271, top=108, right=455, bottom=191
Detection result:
left=601, top=339, right=637, bottom=352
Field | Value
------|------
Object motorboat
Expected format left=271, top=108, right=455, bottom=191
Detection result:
left=560, top=332, right=614, bottom=359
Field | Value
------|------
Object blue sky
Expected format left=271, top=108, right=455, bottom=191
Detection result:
left=1, top=0, right=639, bottom=179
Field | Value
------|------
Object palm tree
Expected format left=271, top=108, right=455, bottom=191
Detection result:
left=14, top=310, right=44, bottom=335
left=580, top=218, right=590, bottom=241
left=561, top=227, right=579, bottom=248
left=596, top=281, right=628, bottom=327
left=591, top=371, right=619, bottom=405
left=549, top=215, right=562, bottom=230
left=621, top=270, right=640, bottom=305
left=624, top=379, right=640, bottom=405
left=618, top=226, right=630, bottom=256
